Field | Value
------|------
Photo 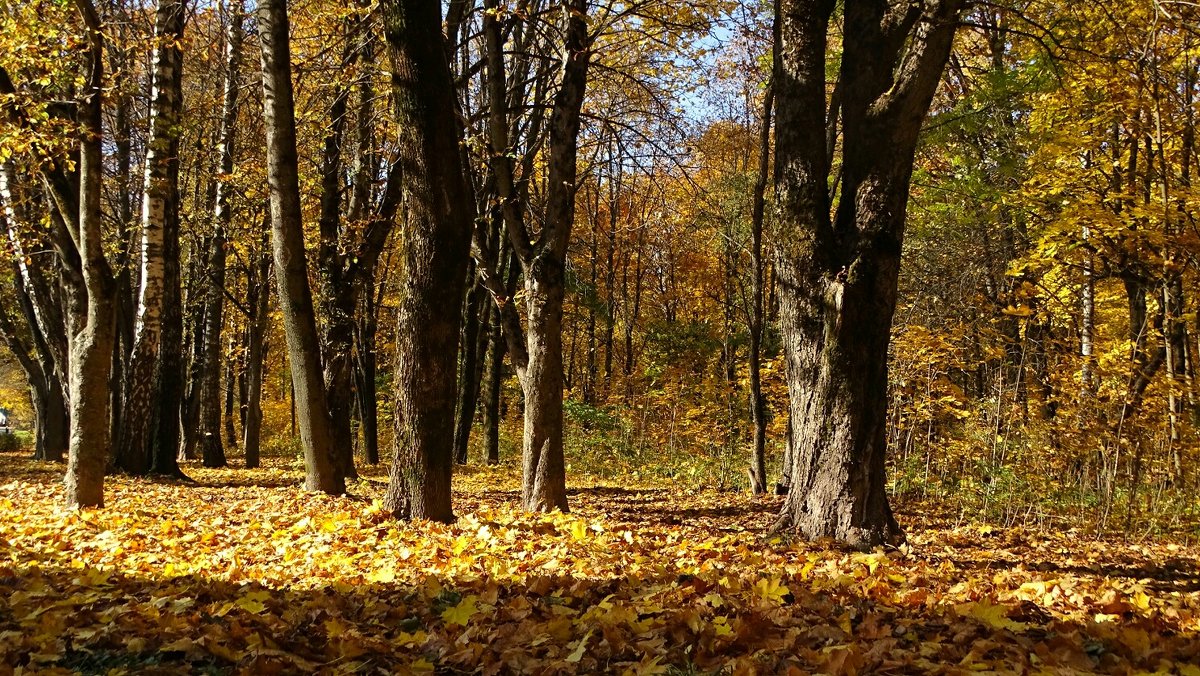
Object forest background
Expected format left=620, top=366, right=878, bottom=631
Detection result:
left=2, top=0, right=1181, bottom=530
left=0, top=0, right=1199, bottom=670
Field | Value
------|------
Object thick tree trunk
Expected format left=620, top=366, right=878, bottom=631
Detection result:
left=475, top=0, right=590, bottom=511
left=520, top=274, right=569, bottom=511
left=197, top=224, right=228, bottom=467
left=320, top=292, right=357, bottom=479
left=65, top=0, right=115, bottom=508
left=117, top=0, right=186, bottom=475
left=258, top=0, right=343, bottom=494
left=380, top=0, right=473, bottom=522
left=150, top=151, right=185, bottom=478
left=315, top=32, right=359, bottom=483
left=772, top=0, right=962, bottom=547
left=117, top=0, right=184, bottom=475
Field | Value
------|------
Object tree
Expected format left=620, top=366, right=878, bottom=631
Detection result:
left=198, top=0, right=244, bottom=469
left=772, top=0, right=964, bottom=547
left=65, top=0, right=115, bottom=507
left=257, top=0, right=342, bottom=495
left=116, top=0, right=187, bottom=476
left=380, top=0, right=474, bottom=522
left=478, top=0, right=593, bottom=512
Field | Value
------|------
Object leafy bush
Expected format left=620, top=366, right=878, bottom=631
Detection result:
left=0, top=431, right=33, bottom=452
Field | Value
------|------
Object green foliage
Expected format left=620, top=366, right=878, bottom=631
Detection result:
left=0, top=431, right=32, bottom=452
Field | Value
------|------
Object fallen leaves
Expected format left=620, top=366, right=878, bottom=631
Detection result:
left=0, top=452, right=1197, bottom=674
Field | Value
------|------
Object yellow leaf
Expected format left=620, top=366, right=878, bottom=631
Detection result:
left=565, top=628, right=592, bottom=662
left=235, top=590, right=270, bottom=614
left=570, top=520, right=589, bottom=541
left=367, top=567, right=396, bottom=584
left=754, top=576, right=790, bottom=605
left=956, top=601, right=1025, bottom=632
left=711, top=615, right=733, bottom=637
left=442, top=595, right=479, bottom=626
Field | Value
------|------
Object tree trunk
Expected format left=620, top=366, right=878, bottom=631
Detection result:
left=315, top=30, right=360, bottom=484
left=116, top=0, right=186, bottom=475
left=772, top=0, right=963, bottom=547
left=453, top=275, right=487, bottom=464
left=748, top=83, right=773, bottom=495
left=243, top=232, right=271, bottom=468
left=199, top=1, right=243, bottom=469
left=0, top=171, right=69, bottom=462
left=482, top=307, right=505, bottom=465
left=258, top=0, right=343, bottom=494
left=520, top=272, right=569, bottom=511
left=150, top=144, right=185, bottom=478
left=65, top=0, right=115, bottom=508
left=178, top=243, right=206, bottom=460
left=380, top=0, right=473, bottom=521
left=353, top=270, right=379, bottom=465
left=482, top=248, right=518, bottom=465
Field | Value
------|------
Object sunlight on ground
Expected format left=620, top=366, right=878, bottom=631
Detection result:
left=1, top=453, right=1198, bottom=674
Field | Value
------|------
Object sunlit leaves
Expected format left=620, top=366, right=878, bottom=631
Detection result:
left=0, top=454, right=1198, bottom=672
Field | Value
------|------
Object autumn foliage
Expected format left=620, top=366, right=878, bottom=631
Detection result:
left=1, top=453, right=1198, bottom=673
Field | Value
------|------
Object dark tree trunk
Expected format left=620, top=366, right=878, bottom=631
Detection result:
left=224, top=354, right=237, bottom=447
left=381, top=0, right=474, bottom=521
left=243, top=231, right=271, bottom=469
left=150, top=147, right=185, bottom=478
left=748, top=83, right=773, bottom=495
left=258, top=0, right=343, bottom=494
left=178, top=243, right=206, bottom=460
left=482, top=308, right=505, bottom=465
left=197, top=226, right=228, bottom=466
left=453, top=275, right=487, bottom=464
left=315, top=33, right=359, bottom=483
left=198, top=3, right=243, bottom=469
left=772, top=0, right=963, bottom=548
left=353, top=270, right=379, bottom=465
left=482, top=247, right=518, bottom=464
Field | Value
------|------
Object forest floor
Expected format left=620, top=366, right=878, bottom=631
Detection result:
left=0, top=452, right=1198, bottom=675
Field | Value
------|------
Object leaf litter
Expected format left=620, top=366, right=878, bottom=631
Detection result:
left=0, top=452, right=1197, bottom=674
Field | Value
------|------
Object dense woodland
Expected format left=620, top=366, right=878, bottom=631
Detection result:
left=0, top=0, right=1198, bottom=671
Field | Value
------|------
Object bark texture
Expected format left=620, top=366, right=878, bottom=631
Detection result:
left=199, top=2, right=243, bottom=469
left=65, top=0, right=115, bottom=508
left=258, top=0, right=343, bottom=494
left=380, top=0, right=473, bottom=522
left=117, top=0, right=186, bottom=475
left=476, top=0, right=591, bottom=512
left=772, top=0, right=964, bottom=548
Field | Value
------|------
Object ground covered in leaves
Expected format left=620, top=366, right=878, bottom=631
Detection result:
left=1, top=452, right=1198, bottom=675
